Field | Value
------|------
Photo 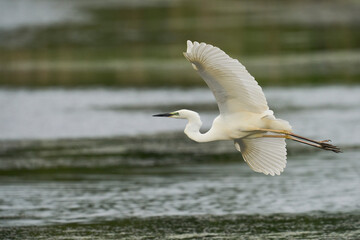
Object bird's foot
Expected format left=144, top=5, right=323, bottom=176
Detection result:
left=319, top=139, right=331, bottom=143
left=319, top=142, right=342, bottom=153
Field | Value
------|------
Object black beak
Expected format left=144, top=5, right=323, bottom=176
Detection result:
left=153, top=112, right=173, bottom=117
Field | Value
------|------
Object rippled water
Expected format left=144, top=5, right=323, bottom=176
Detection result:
left=2, top=150, right=359, bottom=227
left=0, top=86, right=359, bottom=238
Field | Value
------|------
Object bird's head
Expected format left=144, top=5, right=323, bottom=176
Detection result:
left=153, top=109, right=198, bottom=119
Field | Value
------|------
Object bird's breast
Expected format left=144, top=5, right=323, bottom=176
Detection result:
left=219, top=112, right=267, bottom=139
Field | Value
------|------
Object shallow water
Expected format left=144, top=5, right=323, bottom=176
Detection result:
left=0, top=86, right=359, bottom=238
left=1, top=149, right=359, bottom=227
left=2, top=212, right=360, bottom=239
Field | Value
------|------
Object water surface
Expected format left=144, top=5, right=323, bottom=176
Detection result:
left=1, top=86, right=359, bottom=143
left=1, top=0, right=360, bottom=238
left=0, top=87, right=359, bottom=236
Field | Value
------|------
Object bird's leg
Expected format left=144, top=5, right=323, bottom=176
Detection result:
left=262, top=134, right=327, bottom=149
left=256, top=128, right=327, bottom=143
left=257, top=129, right=342, bottom=153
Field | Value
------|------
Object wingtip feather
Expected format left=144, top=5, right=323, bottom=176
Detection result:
left=183, top=39, right=270, bottom=114
left=186, top=40, right=193, bottom=53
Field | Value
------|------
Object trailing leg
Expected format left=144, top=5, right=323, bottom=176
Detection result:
left=261, top=133, right=341, bottom=153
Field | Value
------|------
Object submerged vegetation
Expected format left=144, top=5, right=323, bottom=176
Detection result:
left=0, top=0, right=360, bottom=87
left=2, top=212, right=360, bottom=239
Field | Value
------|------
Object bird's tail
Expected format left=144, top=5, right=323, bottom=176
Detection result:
left=262, top=114, right=293, bottom=132
left=272, top=118, right=292, bottom=132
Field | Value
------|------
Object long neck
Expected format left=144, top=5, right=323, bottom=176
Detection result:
left=184, top=113, right=219, bottom=143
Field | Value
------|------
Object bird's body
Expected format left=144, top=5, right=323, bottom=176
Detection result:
left=182, top=109, right=291, bottom=142
left=154, top=40, right=340, bottom=176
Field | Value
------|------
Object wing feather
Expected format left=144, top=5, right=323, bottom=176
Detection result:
left=234, top=137, right=287, bottom=176
left=184, top=40, right=269, bottom=115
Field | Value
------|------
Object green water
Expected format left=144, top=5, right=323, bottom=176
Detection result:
left=0, top=0, right=360, bottom=87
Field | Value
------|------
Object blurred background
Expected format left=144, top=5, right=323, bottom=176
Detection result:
left=0, top=0, right=359, bottom=239
left=1, top=0, right=360, bottom=87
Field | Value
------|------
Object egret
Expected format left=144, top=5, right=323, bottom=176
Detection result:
left=153, top=40, right=341, bottom=176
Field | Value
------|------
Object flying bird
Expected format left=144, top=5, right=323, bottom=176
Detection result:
left=153, top=40, right=341, bottom=176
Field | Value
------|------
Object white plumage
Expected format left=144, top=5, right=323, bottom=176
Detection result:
left=183, top=41, right=269, bottom=115
left=184, top=40, right=288, bottom=175
left=153, top=40, right=341, bottom=176
left=235, top=138, right=287, bottom=176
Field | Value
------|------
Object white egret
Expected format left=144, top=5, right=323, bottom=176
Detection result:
left=154, top=40, right=341, bottom=176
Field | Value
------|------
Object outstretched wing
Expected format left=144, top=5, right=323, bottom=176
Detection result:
left=183, top=40, right=269, bottom=116
left=234, top=137, right=287, bottom=176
